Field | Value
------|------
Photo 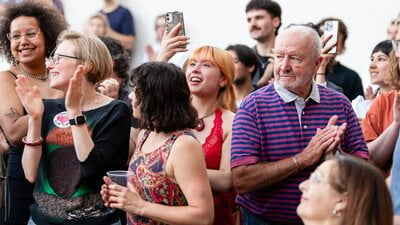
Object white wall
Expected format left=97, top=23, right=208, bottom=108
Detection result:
left=64, top=0, right=400, bottom=88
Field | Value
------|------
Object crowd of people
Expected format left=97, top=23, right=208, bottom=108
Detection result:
left=0, top=0, right=399, bottom=225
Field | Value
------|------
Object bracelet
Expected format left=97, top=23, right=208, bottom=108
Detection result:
left=292, top=156, right=301, bottom=171
left=22, top=136, right=44, bottom=146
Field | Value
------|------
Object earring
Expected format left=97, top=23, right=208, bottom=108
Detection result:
left=332, top=208, right=342, bottom=217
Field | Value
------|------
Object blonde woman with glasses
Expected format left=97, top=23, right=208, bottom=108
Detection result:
left=15, top=30, right=130, bottom=224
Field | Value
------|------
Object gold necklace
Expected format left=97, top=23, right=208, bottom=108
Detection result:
left=18, top=64, right=49, bottom=81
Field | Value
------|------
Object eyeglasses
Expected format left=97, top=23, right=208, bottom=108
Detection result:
left=308, top=172, right=328, bottom=184
left=46, top=54, right=81, bottom=65
left=392, top=40, right=400, bottom=56
left=6, top=29, right=40, bottom=42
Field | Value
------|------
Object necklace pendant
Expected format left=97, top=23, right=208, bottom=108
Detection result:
left=195, top=118, right=205, bottom=131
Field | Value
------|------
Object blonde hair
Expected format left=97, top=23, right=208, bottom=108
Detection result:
left=85, top=13, right=109, bottom=36
left=57, top=30, right=113, bottom=84
left=187, top=46, right=236, bottom=112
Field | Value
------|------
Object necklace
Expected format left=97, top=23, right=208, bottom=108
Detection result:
left=18, top=64, right=49, bottom=81
left=195, top=109, right=217, bottom=132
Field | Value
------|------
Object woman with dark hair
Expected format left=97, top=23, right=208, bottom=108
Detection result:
left=0, top=1, right=67, bottom=224
left=352, top=40, right=394, bottom=120
left=101, top=62, right=214, bottom=225
left=362, top=50, right=400, bottom=174
left=297, top=154, right=393, bottom=225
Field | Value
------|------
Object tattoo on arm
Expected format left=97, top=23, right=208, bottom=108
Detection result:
left=4, top=108, right=21, bottom=118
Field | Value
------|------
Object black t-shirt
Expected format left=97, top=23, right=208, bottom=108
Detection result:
left=326, top=62, right=364, bottom=101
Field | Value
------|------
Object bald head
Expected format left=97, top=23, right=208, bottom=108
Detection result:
left=276, top=25, right=321, bottom=59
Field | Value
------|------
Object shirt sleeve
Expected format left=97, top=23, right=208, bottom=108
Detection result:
left=362, top=95, right=382, bottom=142
left=231, top=98, right=262, bottom=168
left=80, top=101, right=131, bottom=178
left=391, top=135, right=400, bottom=215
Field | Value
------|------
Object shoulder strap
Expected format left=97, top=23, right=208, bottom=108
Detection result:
left=163, top=130, right=195, bottom=159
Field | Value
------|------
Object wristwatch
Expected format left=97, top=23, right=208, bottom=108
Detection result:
left=69, top=115, right=86, bottom=126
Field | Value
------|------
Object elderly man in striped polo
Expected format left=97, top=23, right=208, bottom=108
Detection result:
left=231, top=25, right=369, bottom=225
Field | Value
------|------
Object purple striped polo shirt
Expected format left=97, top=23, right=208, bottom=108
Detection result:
left=231, top=83, right=369, bottom=224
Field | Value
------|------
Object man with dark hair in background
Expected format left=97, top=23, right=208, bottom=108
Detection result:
left=226, top=44, right=259, bottom=107
left=245, top=0, right=281, bottom=87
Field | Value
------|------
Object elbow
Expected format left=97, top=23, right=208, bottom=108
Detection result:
left=24, top=172, right=36, bottom=184
left=232, top=179, right=248, bottom=194
left=368, top=153, right=385, bottom=169
left=218, top=176, right=233, bottom=193
left=6, top=132, right=23, bottom=148
left=232, top=169, right=250, bottom=193
left=201, top=209, right=214, bottom=225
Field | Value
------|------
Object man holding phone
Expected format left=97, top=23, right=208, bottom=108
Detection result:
left=316, top=17, right=364, bottom=101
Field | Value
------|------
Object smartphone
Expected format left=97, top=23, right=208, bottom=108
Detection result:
left=165, top=11, right=185, bottom=36
left=324, top=20, right=339, bottom=54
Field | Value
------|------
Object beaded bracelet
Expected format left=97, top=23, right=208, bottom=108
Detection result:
left=21, top=136, right=44, bottom=146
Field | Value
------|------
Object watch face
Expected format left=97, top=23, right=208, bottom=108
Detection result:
left=69, top=115, right=86, bottom=126
left=76, top=115, right=86, bottom=125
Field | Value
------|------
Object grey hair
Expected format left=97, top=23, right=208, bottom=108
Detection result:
left=279, top=25, right=321, bottom=58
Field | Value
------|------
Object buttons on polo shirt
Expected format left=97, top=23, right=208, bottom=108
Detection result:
left=303, top=125, right=307, bottom=129
left=302, top=111, right=305, bottom=115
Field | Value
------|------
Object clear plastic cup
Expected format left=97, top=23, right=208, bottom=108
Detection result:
left=106, top=170, right=134, bottom=186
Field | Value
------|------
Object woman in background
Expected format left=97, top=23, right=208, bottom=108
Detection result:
left=85, top=13, right=109, bottom=37
left=362, top=51, right=400, bottom=174
left=297, top=154, right=393, bottom=225
left=352, top=40, right=393, bottom=120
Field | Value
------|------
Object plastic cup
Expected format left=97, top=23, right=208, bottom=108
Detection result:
left=106, top=170, right=134, bottom=186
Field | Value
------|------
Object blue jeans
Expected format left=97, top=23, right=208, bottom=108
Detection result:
left=391, top=135, right=400, bottom=215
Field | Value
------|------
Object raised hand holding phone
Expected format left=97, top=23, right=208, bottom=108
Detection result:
left=156, top=12, right=189, bottom=62
left=165, top=11, right=185, bottom=36
left=323, top=20, right=339, bottom=54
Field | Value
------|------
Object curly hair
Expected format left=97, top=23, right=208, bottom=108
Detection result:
left=131, top=62, right=198, bottom=133
left=0, top=0, right=68, bottom=64
left=98, top=36, right=131, bottom=82
left=386, top=50, right=400, bottom=90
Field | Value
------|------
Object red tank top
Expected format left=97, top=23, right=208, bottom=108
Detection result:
left=201, top=108, right=234, bottom=225
left=202, top=108, right=224, bottom=170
